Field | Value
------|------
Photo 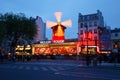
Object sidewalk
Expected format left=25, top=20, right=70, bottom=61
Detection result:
left=1, top=59, right=120, bottom=68
left=101, top=62, right=120, bottom=67
left=77, top=62, right=120, bottom=70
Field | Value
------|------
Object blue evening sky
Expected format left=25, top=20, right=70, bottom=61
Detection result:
left=0, top=0, right=120, bottom=40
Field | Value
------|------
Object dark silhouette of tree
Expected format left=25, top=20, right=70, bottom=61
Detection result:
left=0, top=12, right=37, bottom=44
left=0, top=12, right=37, bottom=57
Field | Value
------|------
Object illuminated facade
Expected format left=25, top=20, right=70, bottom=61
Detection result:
left=78, top=10, right=111, bottom=54
left=46, top=12, right=72, bottom=43
left=51, top=24, right=66, bottom=42
left=32, top=42, right=77, bottom=56
left=15, top=12, right=74, bottom=57
left=15, top=11, right=111, bottom=57
left=32, top=12, right=74, bottom=56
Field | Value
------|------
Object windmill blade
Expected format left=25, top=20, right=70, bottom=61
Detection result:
left=61, top=19, right=72, bottom=27
left=54, top=12, right=62, bottom=22
left=46, top=21, right=57, bottom=28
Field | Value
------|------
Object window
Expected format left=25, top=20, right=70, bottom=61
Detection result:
left=94, top=21, right=97, bottom=26
left=84, top=23, right=87, bottom=27
left=94, top=36, right=97, bottom=40
left=84, top=16, right=87, bottom=21
left=87, top=16, right=89, bottom=20
left=80, top=30, right=83, bottom=35
left=115, top=33, right=118, bottom=37
left=89, top=16, right=92, bottom=20
left=89, top=22, right=92, bottom=27
left=80, top=37, right=83, bottom=41
left=89, top=29, right=92, bottom=33
left=79, top=16, right=83, bottom=21
left=94, top=15, right=98, bottom=19
left=94, top=29, right=97, bottom=33
left=113, top=42, right=118, bottom=48
left=80, top=23, right=83, bottom=28
left=85, top=29, right=87, bottom=32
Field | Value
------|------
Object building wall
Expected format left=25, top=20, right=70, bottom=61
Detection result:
left=78, top=10, right=104, bottom=41
left=34, top=16, right=46, bottom=42
left=99, top=26, right=111, bottom=51
left=78, top=10, right=111, bottom=53
left=111, top=28, right=120, bottom=53
left=111, top=29, right=120, bottom=40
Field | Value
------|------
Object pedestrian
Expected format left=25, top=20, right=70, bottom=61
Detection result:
left=98, top=54, right=102, bottom=65
left=0, top=48, right=2, bottom=62
left=93, top=54, right=98, bottom=67
left=86, top=54, right=90, bottom=67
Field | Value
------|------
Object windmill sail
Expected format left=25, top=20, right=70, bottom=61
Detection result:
left=54, top=12, right=62, bottom=22
left=61, top=20, right=72, bottom=27
left=46, top=21, right=57, bottom=28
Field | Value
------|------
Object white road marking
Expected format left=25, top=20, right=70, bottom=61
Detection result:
left=57, top=67, right=64, bottom=70
left=18, top=66, right=24, bottom=69
left=26, top=66, right=31, bottom=70
left=11, top=65, right=17, bottom=69
left=40, top=67, right=48, bottom=71
left=48, top=66, right=58, bottom=71
left=33, top=66, right=39, bottom=70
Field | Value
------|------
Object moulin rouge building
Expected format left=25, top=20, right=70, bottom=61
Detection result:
left=32, top=12, right=77, bottom=56
left=16, top=11, right=111, bottom=56
left=32, top=10, right=111, bottom=57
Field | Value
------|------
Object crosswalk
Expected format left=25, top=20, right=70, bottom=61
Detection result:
left=15, top=62, right=80, bottom=67
left=0, top=65, right=68, bottom=72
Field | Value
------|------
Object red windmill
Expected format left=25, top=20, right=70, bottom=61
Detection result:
left=46, top=12, right=72, bottom=43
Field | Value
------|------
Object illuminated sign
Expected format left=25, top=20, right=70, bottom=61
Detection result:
left=40, top=40, right=51, bottom=44
left=53, top=40, right=64, bottom=43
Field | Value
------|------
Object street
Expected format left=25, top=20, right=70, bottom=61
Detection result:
left=0, top=60, right=120, bottom=80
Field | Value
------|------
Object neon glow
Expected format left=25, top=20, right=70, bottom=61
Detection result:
left=33, top=42, right=77, bottom=55
left=46, top=12, right=72, bottom=43
left=55, top=25, right=64, bottom=36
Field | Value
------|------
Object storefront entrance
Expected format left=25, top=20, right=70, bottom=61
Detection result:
left=81, top=46, right=97, bottom=54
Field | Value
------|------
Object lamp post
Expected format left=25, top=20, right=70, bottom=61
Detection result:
left=85, top=25, right=90, bottom=66
left=77, top=33, right=80, bottom=60
left=85, top=26, right=88, bottom=55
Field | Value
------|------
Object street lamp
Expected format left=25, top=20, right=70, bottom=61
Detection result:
left=77, top=33, right=80, bottom=60
left=85, top=26, right=89, bottom=55
left=85, top=25, right=90, bottom=66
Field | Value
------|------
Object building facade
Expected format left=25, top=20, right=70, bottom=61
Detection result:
left=111, top=28, right=120, bottom=53
left=78, top=10, right=111, bottom=54
left=34, top=16, right=46, bottom=42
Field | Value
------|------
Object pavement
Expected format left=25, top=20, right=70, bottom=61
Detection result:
left=0, top=60, right=120, bottom=80
left=1, top=59, right=120, bottom=68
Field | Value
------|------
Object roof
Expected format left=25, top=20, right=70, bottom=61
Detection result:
left=111, top=28, right=120, bottom=33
